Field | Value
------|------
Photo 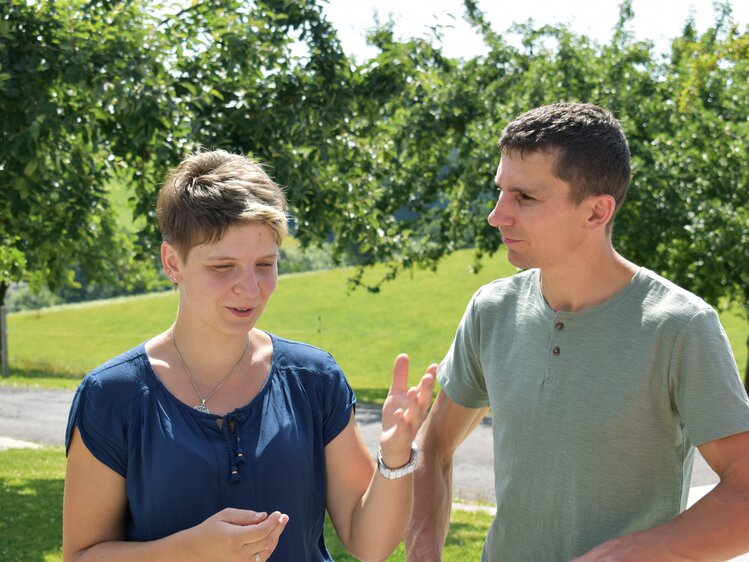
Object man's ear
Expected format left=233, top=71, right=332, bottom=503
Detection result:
left=586, top=195, right=616, bottom=231
left=161, top=242, right=182, bottom=284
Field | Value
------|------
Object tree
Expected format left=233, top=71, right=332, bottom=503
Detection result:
left=624, top=9, right=749, bottom=389
left=2, top=0, right=746, bottom=389
left=0, top=0, right=387, bottom=371
left=309, top=0, right=749, bottom=386
left=0, top=0, right=174, bottom=371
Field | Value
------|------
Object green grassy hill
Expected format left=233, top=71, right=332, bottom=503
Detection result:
left=5, top=249, right=747, bottom=402
left=6, top=250, right=515, bottom=400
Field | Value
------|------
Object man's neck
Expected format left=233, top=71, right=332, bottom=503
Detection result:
left=539, top=250, right=638, bottom=313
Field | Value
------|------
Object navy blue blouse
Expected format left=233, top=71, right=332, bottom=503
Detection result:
left=65, top=334, right=356, bottom=561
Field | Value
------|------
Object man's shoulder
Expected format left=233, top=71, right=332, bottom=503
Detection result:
left=473, top=269, right=538, bottom=307
left=635, top=268, right=713, bottom=319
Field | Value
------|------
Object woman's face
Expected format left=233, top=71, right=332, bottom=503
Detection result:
left=166, top=222, right=279, bottom=337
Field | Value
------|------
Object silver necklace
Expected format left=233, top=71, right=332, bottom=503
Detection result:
left=171, top=330, right=250, bottom=414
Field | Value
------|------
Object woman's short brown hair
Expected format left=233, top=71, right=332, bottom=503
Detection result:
left=157, top=150, right=288, bottom=260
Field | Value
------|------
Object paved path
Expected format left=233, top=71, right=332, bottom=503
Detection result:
left=0, top=386, right=720, bottom=502
left=2, top=386, right=747, bottom=561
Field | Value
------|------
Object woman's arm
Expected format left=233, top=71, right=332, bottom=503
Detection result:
left=325, top=355, right=436, bottom=562
left=63, top=427, right=288, bottom=562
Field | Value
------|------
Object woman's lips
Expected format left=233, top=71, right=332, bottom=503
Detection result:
left=228, top=306, right=254, bottom=317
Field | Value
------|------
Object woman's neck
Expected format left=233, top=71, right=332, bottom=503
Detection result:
left=170, top=321, right=254, bottom=385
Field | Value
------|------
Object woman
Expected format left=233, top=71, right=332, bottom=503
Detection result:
left=63, top=150, right=436, bottom=561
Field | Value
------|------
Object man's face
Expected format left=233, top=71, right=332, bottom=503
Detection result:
left=488, top=149, right=590, bottom=272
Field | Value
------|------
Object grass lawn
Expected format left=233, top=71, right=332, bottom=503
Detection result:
left=5, top=248, right=748, bottom=400
left=0, top=447, right=492, bottom=561
left=4, top=249, right=518, bottom=402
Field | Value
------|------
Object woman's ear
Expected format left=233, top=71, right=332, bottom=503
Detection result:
left=586, top=195, right=616, bottom=231
left=161, top=242, right=182, bottom=284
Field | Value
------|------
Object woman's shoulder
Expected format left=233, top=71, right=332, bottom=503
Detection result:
left=268, top=334, right=341, bottom=375
left=80, top=343, right=152, bottom=400
left=269, top=334, right=335, bottom=364
left=266, top=334, right=355, bottom=427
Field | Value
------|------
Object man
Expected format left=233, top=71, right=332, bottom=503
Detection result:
left=406, top=102, right=749, bottom=561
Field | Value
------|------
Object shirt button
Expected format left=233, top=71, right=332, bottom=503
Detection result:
left=554, top=321, right=564, bottom=331
left=552, top=346, right=561, bottom=356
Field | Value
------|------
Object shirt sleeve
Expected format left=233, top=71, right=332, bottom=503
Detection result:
left=65, top=373, right=128, bottom=477
left=438, top=288, right=490, bottom=408
left=671, top=307, right=749, bottom=446
left=321, top=354, right=357, bottom=446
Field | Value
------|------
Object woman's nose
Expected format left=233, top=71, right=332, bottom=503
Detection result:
left=234, top=270, right=259, bottom=297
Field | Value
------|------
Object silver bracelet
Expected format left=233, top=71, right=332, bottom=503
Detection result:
left=377, top=443, right=418, bottom=480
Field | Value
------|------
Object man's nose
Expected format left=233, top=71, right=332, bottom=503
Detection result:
left=488, top=192, right=513, bottom=228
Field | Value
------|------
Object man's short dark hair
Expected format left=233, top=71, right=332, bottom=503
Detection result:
left=498, top=102, right=631, bottom=214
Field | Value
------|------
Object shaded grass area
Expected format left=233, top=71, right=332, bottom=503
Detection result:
left=1, top=367, right=86, bottom=391
left=0, top=447, right=490, bottom=561
left=0, top=447, right=65, bottom=562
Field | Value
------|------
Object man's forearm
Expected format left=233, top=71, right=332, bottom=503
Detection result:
left=405, top=448, right=454, bottom=561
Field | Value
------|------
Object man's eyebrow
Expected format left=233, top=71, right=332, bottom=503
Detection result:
left=495, top=180, right=532, bottom=194
left=207, top=252, right=279, bottom=260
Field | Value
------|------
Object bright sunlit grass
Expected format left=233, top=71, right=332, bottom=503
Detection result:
left=4, top=248, right=747, bottom=400
left=5, top=249, right=516, bottom=401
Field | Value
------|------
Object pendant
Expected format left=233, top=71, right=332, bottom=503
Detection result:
left=194, top=403, right=210, bottom=414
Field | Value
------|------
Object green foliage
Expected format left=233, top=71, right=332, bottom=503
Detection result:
left=4, top=285, right=63, bottom=313
left=0, top=0, right=166, bottom=298
left=3, top=0, right=748, bottom=380
left=277, top=241, right=338, bottom=275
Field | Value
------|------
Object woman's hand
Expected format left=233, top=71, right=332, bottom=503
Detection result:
left=186, top=508, right=289, bottom=562
left=379, top=354, right=437, bottom=468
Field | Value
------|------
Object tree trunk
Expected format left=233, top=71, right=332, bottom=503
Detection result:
left=744, top=331, right=749, bottom=397
left=0, top=281, right=7, bottom=378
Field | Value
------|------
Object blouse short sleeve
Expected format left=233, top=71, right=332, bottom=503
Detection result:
left=321, top=353, right=356, bottom=446
left=65, top=349, right=147, bottom=478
